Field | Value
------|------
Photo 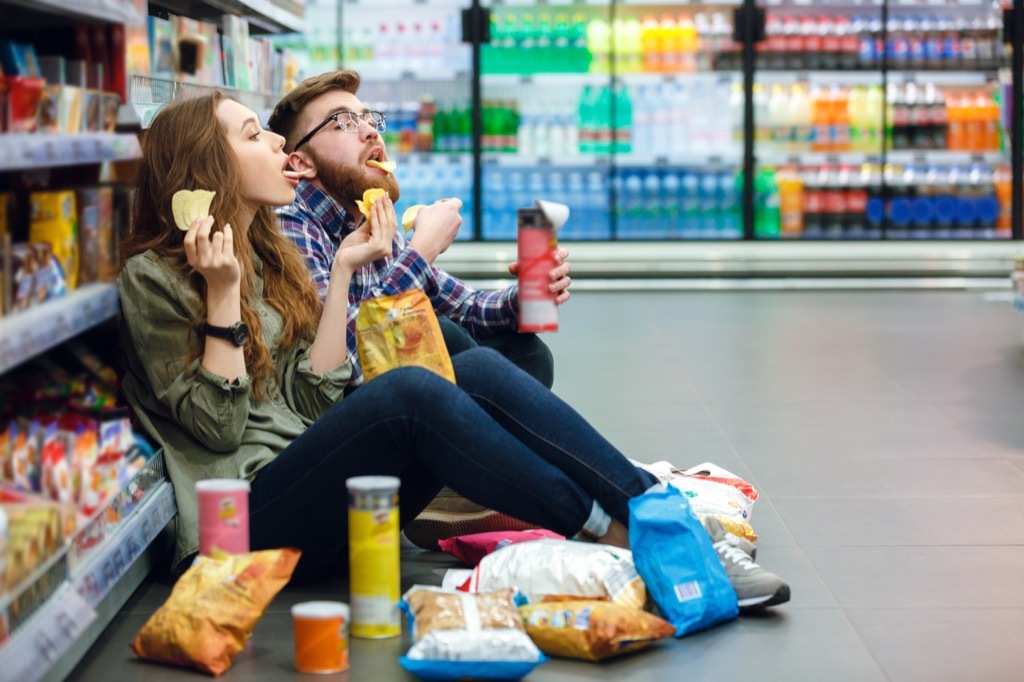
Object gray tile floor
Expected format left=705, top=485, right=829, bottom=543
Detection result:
left=68, top=290, right=1024, bottom=681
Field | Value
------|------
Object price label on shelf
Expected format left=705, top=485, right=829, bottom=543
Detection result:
left=0, top=588, right=97, bottom=678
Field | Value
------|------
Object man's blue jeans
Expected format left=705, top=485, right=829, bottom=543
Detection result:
left=438, top=316, right=555, bottom=389
left=248, top=347, right=656, bottom=582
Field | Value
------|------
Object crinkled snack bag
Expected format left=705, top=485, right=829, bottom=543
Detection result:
left=518, top=600, right=675, bottom=661
left=438, top=528, right=564, bottom=567
left=131, top=548, right=301, bottom=676
left=399, top=585, right=546, bottom=680
left=356, top=290, right=456, bottom=383
left=462, top=539, right=646, bottom=611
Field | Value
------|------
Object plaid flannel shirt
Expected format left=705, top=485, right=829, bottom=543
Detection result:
left=277, top=180, right=520, bottom=387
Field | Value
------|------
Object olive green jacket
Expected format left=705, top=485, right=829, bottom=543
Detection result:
left=118, top=250, right=351, bottom=569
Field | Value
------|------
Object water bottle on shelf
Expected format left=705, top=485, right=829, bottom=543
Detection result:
left=613, top=84, right=633, bottom=154
left=662, top=170, right=682, bottom=239
left=642, top=171, right=663, bottom=237
left=563, top=171, right=587, bottom=240
left=719, top=170, right=741, bottom=239
left=699, top=171, right=720, bottom=237
left=483, top=167, right=506, bottom=240
left=586, top=170, right=610, bottom=239
left=680, top=169, right=700, bottom=238
left=619, top=171, right=642, bottom=237
left=932, top=165, right=957, bottom=239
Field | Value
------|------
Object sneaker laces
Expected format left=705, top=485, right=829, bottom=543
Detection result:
left=714, top=540, right=758, bottom=572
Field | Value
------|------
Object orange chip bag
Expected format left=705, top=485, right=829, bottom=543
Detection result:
left=131, top=548, right=301, bottom=676
left=355, top=289, right=456, bottom=383
left=518, top=600, right=675, bottom=661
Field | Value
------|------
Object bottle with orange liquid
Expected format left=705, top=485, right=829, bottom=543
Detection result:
left=660, top=14, right=681, bottom=73
left=641, top=15, right=661, bottom=72
left=945, top=93, right=966, bottom=151
left=830, top=85, right=851, bottom=152
left=777, top=165, right=804, bottom=238
left=994, top=165, right=1012, bottom=235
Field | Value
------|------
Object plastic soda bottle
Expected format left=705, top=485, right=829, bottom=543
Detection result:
left=587, top=17, right=611, bottom=73
left=754, top=168, right=781, bottom=238
left=777, top=166, right=804, bottom=238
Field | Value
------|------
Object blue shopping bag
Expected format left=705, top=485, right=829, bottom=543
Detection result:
left=629, top=485, right=739, bottom=636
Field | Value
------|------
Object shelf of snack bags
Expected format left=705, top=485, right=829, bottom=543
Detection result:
left=0, top=347, right=175, bottom=679
left=2, top=0, right=146, bottom=24
left=0, top=452, right=175, bottom=682
left=0, top=283, right=120, bottom=375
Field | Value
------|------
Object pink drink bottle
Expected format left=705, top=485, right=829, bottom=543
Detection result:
left=517, top=200, right=568, bottom=332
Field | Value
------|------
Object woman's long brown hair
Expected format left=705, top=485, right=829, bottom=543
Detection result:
left=122, top=92, right=323, bottom=400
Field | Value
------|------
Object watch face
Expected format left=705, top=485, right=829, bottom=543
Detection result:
left=232, top=323, right=251, bottom=346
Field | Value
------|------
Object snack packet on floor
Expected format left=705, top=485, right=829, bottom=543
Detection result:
left=461, top=539, right=646, bottom=611
left=438, top=528, right=564, bottom=567
left=131, top=548, right=301, bottom=676
left=399, top=585, right=546, bottom=681
left=519, top=599, right=675, bottom=661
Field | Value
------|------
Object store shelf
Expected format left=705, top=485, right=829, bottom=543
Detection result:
left=482, top=153, right=611, bottom=168
left=351, top=67, right=472, bottom=83
left=0, top=133, right=142, bottom=173
left=0, top=283, right=120, bottom=375
left=757, top=150, right=1006, bottom=167
left=120, top=74, right=277, bottom=129
left=757, top=71, right=996, bottom=87
left=215, top=0, right=304, bottom=33
left=0, top=455, right=176, bottom=682
left=1, top=0, right=146, bottom=24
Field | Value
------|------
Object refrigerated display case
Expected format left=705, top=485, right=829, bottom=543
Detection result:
left=754, top=0, right=1011, bottom=241
left=327, top=0, right=1020, bottom=242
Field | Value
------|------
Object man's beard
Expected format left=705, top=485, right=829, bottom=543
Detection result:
left=311, top=149, right=400, bottom=210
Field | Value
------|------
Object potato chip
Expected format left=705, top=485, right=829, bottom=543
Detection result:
left=401, top=204, right=425, bottom=231
left=366, top=159, right=396, bottom=174
left=171, top=189, right=217, bottom=231
left=355, top=188, right=387, bottom=222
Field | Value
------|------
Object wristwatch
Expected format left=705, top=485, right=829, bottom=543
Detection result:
left=204, top=321, right=251, bottom=347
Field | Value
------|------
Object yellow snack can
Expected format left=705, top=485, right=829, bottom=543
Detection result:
left=346, top=476, right=401, bottom=638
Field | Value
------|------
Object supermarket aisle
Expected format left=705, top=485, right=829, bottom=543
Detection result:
left=69, top=290, right=1024, bottom=682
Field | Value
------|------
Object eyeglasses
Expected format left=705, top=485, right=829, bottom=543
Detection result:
left=293, top=110, right=387, bottom=151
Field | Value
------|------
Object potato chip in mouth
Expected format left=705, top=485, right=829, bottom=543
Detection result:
left=366, top=159, right=396, bottom=174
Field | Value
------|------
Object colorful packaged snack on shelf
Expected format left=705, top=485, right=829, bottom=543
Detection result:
left=10, top=419, right=39, bottom=493
left=29, top=191, right=78, bottom=291
left=11, top=243, right=37, bottom=312
left=131, top=548, right=301, bottom=676
left=3, top=76, right=44, bottom=132
left=518, top=600, right=675, bottom=661
left=40, top=419, right=73, bottom=505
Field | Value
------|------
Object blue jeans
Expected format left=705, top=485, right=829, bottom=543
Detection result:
left=437, top=316, right=555, bottom=389
left=249, top=347, right=657, bottom=582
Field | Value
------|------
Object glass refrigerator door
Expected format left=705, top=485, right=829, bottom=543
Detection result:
left=612, top=1, right=745, bottom=240
left=754, top=0, right=1010, bottom=241
left=338, top=0, right=476, bottom=240
left=478, top=0, right=615, bottom=240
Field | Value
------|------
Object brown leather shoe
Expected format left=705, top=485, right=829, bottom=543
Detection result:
left=403, top=487, right=538, bottom=550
